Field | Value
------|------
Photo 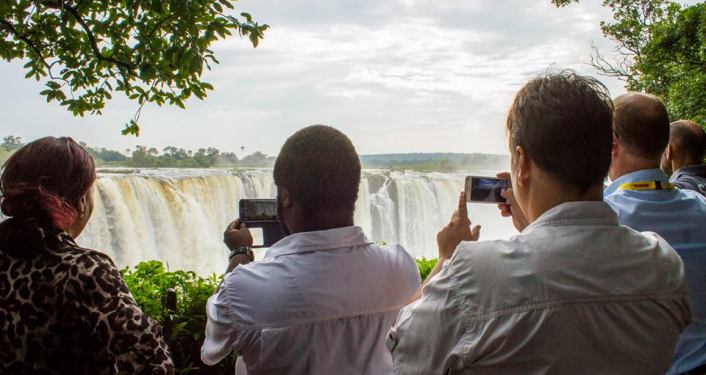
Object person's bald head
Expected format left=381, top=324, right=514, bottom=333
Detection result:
left=613, top=92, right=670, bottom=161
left=670, top=120, right=706, bottom=164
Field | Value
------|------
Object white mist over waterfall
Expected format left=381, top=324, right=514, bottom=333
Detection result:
left=78, top=169, right=516, bottom=275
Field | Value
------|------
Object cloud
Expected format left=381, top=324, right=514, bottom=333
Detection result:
left=0, top=0, right=631, bottom=155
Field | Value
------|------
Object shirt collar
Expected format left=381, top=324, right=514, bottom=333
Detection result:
left=604, top=168, right=669, bottom=196
left=672, top=164, right=706, bottom=180
left=264, top=226, right=373, bottom=259
left=523, top=201, right=619, bottom=234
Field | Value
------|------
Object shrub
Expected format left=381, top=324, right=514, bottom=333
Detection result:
left=120, top=261, right=235, bottom=374
left=415, top=257, right=438, bottom=280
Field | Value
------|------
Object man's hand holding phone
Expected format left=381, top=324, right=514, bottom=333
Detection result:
left=222, top=219, right=254, bottom=273
left=224, top=219, right=253, bottom=250
left=496, top=172, right=529, bottom=232
left=437, top=192, right=481, bottom=260
left=408, top=192, right=480, bottom=304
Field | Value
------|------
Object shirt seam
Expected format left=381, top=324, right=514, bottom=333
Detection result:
left=266, top=240, right=376, bottom=259
left=218, top=274, right=242, bottom=331
left=236, top=305, right=409, bottom=330
left=525, top=221, right=617, bottom=233
left=459, top=292, right=686, bottom=326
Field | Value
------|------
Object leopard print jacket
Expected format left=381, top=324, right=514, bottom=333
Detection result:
left=0, top=219, right=174, bottom=374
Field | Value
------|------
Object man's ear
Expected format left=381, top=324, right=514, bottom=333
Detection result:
left=611, top=136, right=620, bottom=160
left=664, top=143, right=673, bottom=161
left=515, top=146, right=530, bottom=188
left=281, top=189, right=292, bottom=209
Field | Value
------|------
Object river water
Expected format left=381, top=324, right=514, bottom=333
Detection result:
left=77, top=168, right=516, bottom=275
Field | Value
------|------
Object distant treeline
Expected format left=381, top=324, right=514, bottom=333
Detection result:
left=0, top=136, right=508, bottom=171
left=360, top=153, right=509, bottom=172
left=0, top=136, right=275, bottom=168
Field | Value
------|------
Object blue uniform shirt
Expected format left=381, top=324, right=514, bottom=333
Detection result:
left=605, top=168, right=706, bottom=374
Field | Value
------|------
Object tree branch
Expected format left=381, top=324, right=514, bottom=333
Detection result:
left=144, top=14, right=176, bottom=41
left=63, top=3, right=136, bottom=73
left=0, top=18, right=59, bottom=79
left=589, top=44, right=632, bottom=81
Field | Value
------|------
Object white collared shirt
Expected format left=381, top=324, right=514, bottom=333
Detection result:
left=201, top=226, right=420, bottom=375
left=387, top=201, right=691, bottom=375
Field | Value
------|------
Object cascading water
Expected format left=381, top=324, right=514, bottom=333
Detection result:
left=78, top=168, right=516, bottom=275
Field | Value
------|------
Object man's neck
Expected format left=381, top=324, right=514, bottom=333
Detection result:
left=672, top=158, right=704, bottom=173
left=286, top=210, right=354, bottom=234
left=610, top=155, right=660, bottom=181
left=524, top=181, right=604, bottom=224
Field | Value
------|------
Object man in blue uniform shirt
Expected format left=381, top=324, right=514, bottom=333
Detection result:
left=605, top=93, right=706, bottom=375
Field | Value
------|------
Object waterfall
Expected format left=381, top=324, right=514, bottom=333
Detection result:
left=78, top=168, right=515, bottom=275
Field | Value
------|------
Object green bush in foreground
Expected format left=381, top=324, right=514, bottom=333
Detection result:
left=415, top=257, right=438, bottom=281
left=122, top=258, right=437, bottom=373
left=120, top=261, right=234, bottom=374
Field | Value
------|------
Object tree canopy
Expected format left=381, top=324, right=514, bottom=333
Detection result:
left=0, top=1, right=268, bottom=135
left=639, top=3, right=706, bottom=125
left=553, top=0, right=706, bottom=126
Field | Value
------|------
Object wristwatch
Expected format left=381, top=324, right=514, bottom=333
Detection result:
left=229, top=246, right=254, bottom=261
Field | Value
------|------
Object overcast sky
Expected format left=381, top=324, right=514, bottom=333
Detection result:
left=1, top=1, right=637, bottom=156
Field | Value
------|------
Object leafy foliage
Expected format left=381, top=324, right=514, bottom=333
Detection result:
left=0, top=136, right=24, bottom=165
left=551, top=0, right=678, bottom=86
left=0, top=1, right=268, bottom=135
left=120, top=261, right=233, bottom=374
left=415, top=257, right=438, bottom=281
left=639, top=3, right=706, bottom=125
left=553, top=0, right=706, bottom=128
left=1, top=136, right=23, bottom=151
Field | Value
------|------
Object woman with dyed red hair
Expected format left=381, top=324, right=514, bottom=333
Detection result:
left=0, top=137, right=173, bottom=374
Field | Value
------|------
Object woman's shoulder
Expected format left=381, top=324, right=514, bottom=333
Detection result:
left=0, top=219, right=118, bottom=271
left=43, top=232, right=122, bottom=283
left=53, top=235, right=133, bottom=303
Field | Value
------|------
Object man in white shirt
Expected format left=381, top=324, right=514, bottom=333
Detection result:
left=201, top=125, right=420, bottom=374
left=387, top=71, right=691, bottom=374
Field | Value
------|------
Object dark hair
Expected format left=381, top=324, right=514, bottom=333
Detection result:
left=273, top=125, right=361, bottom=215
left=1, top=136, right=96, bottom=230
left=613, top=93, right=670, bottom=159
left=670, top=120, right=706, bottom=162
left=506, top=70, right=614, bottom=192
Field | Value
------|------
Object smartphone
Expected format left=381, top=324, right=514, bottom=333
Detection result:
left=465, top=176, right=509, bottom=204
left=238, top=199, right=286, bottom=248
left=239, top=199, right=278, bottom=222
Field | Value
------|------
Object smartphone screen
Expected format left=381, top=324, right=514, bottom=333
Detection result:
left=239, top=199, right=278, bottom=222
left=238, top=199, right=286, bottom=248
left=465, top=176, right=509, bottom=204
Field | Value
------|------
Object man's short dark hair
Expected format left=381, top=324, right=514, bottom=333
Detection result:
left=274, top=125, right=361, bottom=214
left=613, top=93, right=670, bottom=160
left=671, top=120, right=706, bottom=162
left=506, top=70, right=614, bottom=192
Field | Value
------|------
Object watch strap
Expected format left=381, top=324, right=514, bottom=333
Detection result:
left=229, top=246, right=254, bottom=261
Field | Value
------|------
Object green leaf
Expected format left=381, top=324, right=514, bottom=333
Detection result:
left=6, top=0, right=266, bottom=135
left=122, top=120, right=141, bottom=136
